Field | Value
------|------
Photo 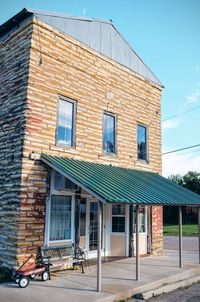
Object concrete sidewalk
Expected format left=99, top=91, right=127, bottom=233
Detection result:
left=0, top=250, right=200, bottom=302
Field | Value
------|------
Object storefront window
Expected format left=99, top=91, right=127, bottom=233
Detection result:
left=49, top=195, right=72, bottom=241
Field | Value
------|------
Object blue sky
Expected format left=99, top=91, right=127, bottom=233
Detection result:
left=1, top=0, right=200, bottom=176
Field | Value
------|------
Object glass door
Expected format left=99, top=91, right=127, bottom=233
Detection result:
left=89, top=202, right=98, bottom=251
left=132, top=206, right=147, bottom=255
left=86, top=199, right=104, bottom=258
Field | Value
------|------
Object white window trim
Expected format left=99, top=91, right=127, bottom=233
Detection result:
left=45, top=170, right=75, bottom=246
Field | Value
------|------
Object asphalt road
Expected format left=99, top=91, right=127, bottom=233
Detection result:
left=148, top=282, right=200, bottom=302
left=164, top=236, right=198, bottom=252
left=147, top=236, right=200, bottom=302
left=148, top=236, right=200, bottom=302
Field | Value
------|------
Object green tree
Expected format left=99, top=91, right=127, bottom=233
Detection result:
left=168, top=171, right=200, bottom=193
left=164, top=171, right=200, bottom=225
left=181, top=171, right=200, bottom=194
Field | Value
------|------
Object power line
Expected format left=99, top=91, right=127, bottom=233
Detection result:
left=162, top=143, right=200, bottom=155
left=175, top=148, right=200, bottom=156
left=162, top=105, right=200, bottom=122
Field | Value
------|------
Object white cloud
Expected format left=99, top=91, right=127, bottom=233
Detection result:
left=57, top=139, right=71, bottom=146
left=58, top=113, right=72, bottom=128
left=162, top=120, right=180, bottom=129
left=162, top=153, right=200, bottom=177
left=82, top=8, right=87, bottom=16
left=186, top=86, right=200, bottom=104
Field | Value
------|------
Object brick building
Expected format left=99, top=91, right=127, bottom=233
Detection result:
left=0, top=8, right=164, bottom=271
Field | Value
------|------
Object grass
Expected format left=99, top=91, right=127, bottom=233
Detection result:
left=164, top=224, right=198, bottom=237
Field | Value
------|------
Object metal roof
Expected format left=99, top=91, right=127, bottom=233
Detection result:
left=41, top=154, right=200, bottom=206
left=0, top=8, right=163, bottom=87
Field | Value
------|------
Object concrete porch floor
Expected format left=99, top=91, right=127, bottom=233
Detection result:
left=0, top=249, right=200, bottom=302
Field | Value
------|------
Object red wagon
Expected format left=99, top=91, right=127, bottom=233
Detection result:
left=12, top=253, right=52, bottom=288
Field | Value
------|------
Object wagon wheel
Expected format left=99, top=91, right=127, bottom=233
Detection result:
left=14, top=274, right=20, bottom=284
left=41, top=270, right=49, bottom=281
left=30, top=274, right=36, bottom=279
left=19, top=277, right=29, bottom=288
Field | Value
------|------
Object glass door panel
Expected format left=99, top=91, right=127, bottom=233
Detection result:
left=89, top=202, right=98, bottom=251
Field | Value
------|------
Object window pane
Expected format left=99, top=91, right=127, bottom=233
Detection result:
left=103, top=113, right=115, bottom=153
left=137, top=125, right=147, bottom=161
left=57, top=99, right=74, bottom=147
left=133, top=206, right=146, bottom=233
left=89, top=202, right=98, bottom=251
left=54, top=172, right=65, bottom=190
left=49, top=195, right=72, bottom=241
left=112, top=204, right=125, bottom=215
left=112, top=217, right=125, bottom=232
left=112, top=204, right=126, bottom=233
left=80, top=199, right=86, bottom=237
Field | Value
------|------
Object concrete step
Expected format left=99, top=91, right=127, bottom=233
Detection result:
left=131, top=267, right=200, bottom=301
left=111, top=267, right=200, bottom=301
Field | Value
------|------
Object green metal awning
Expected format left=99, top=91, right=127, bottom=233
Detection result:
left=41, top=154, right=200, bottom=206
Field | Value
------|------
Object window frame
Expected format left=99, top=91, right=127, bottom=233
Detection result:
left=102, top=111, right=117, bottom=155
left=53, top=170, right=78, bottom=192
left=44, top=170, right=75, bottom=246
left=49, top=195, right=73, bottom=242
left=137, top=123, right=148, bottom=163
left=56, top=95, right=77, bottom=148
left=111, top=204, right=126, bottom=234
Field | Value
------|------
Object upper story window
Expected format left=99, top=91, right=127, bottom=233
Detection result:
left=56, top=97, right=76, bottom=147
left=137, top=124, right=148, bottom=161
left=103, top=112, right=116, bottom=154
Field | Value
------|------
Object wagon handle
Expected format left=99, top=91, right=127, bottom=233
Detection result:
left=17, top=254, right=34, bottom=272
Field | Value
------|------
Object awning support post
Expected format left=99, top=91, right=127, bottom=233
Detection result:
left=136, top=205, right=140, bottom=280
left=198, top=207, right=200, bottom=264
left=178, top=206, right=182, bottom=268
left=97, top=201, right=102, bottom=292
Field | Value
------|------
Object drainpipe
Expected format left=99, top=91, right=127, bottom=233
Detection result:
left=97, top=201, right=102, bottom=292
left=136, top=205, right=140, bottom=280
left=178, top=206, right=183, bottom=268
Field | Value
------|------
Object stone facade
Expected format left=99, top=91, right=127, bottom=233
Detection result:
left=0, top=16, right=163, bottom=270
left=0, top=18, right=32, bottom=270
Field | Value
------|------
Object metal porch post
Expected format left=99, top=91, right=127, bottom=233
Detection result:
left=97, top=201, right=102, bottom=292
left=178, top=206, right=183, bottom=268
left=136, top=205, right=140, bottom=280
left=198, top=207, right=200, bottom=264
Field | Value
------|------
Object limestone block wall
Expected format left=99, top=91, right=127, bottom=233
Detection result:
left=1, top=15, right=163, bottom=269
left=25, top=17, right=162, bottom=167
left=18, top=17, right=163, bottom=263
left=0, top=18, right=32, bottom=270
